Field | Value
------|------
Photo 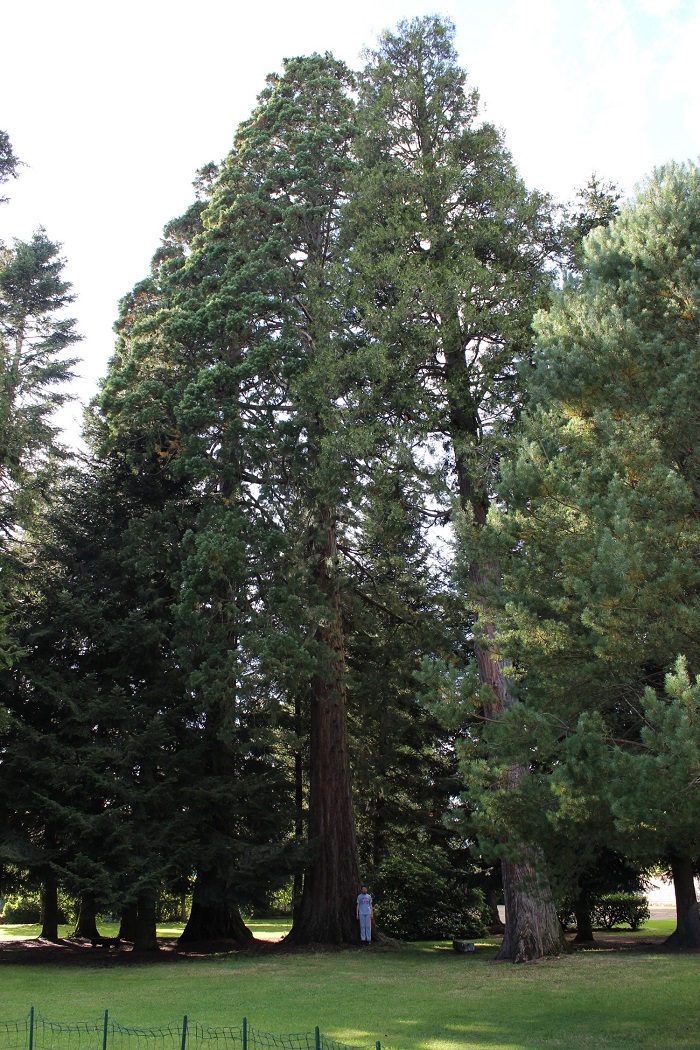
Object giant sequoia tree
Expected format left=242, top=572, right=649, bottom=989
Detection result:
left=91, top=21, right=569, bottom=956
left=347, top=16, right=565, bottom=960
left=10, top=25, right=655, bottom=961
left=188, top=54, right=368, bottom=945
left=99, top=54, right=373, bottom=945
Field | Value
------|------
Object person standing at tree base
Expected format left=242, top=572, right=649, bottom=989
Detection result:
left=356, top=886, right=373, bottom=944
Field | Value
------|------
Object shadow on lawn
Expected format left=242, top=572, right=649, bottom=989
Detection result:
left=0, top=927, right=689, bottom=966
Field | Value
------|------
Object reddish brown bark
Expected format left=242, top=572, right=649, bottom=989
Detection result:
left=285, top=512, right=363, bottom=945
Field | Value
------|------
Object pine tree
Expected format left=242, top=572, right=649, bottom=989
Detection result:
left=611, top=659, right=700, bottom=948
left=492, top=161, right=700, bottom=947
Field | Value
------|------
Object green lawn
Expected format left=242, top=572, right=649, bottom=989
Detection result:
left=1, top=920, right=699, bottom=1050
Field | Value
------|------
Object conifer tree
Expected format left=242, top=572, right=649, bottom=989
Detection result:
left=0, top=141, right=83, bottom=924
left=349, top=15, right=564, bottom=960
left=99, top=54, right=370, bottom=944
left=196, top=53, right=364, bottom=945
left=610, top=658, right=700, bottom=948
left=0, top=229, right=80, bottom=669
left=490, top=161, right=700, bottom=947
left=0, top=452, right=192, bottom=949
left=0, top=130, right=20, bottom=205
left=342, top=459, right=463, bottom=870
left=97, top=190, right=292, bottom=947
left=0, top=231, right=80, bottom=535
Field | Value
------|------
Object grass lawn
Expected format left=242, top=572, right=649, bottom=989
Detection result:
left=1, top=920, right=699, bottom=1049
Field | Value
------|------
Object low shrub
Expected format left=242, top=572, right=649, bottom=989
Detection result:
left=593, top=893, right=650, bottom=930
left=1, top=891, right=73, bottom=924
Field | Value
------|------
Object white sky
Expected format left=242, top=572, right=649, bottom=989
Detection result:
left=2, top=0, right=699, bottom=443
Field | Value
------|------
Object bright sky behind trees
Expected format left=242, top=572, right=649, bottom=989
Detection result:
left=3, top=0, right=699, bottom=441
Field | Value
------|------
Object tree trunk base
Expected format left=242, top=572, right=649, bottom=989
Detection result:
left=132, top=898, right=159, bottom=953
left=119, top=902, right=138, bottom=942
left=73, top=897, right=100, bottom=940
left=573, top=896, right=595, bottom=944
left=664, top=859, right=700, bottom=950
left=497, top=857, right=570, bottom=963
left=178, top=902, right=253, bottom=949
left=40, top=881, right=60, bottom=943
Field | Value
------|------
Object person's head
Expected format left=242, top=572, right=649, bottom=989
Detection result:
left=361, top=886, right=367, bottom=893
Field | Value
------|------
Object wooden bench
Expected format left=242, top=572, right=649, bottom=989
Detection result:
left=90, top=936, right=122, bottom=950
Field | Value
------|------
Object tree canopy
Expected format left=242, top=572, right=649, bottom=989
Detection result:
left=2, top=42, right=700, bottom=963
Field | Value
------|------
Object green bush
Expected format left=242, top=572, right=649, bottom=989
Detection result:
left=370, top=846, right=487, bottom=941
left=593, top=893, right=650, bottom=930
left=1, top=894, right=41, bottom=923
left=155, top=891, right=190, bottom=923
left=1, top=891, right=73, bottom=924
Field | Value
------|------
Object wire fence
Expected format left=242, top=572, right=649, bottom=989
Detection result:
left=0, top=1013, right=381, bottom=1050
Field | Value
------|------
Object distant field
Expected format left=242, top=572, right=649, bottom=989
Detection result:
left=1, top=918, right=699, bottom=1049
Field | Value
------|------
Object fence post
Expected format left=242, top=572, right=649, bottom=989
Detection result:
left=376, top=1043, right=381, bottom=1050
left=103, top=1010, right=109, bottom=1050
left=314, top=1026, right=320, bottom=1050
left=28, top=1008, right=34, bottom=1050
left=242, top=1016, right=247, bottom=1050
left=181, top=1016, right=188, bottom=1050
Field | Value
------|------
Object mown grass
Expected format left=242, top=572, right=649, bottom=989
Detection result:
left=1, top=920, right=699, bottom=1049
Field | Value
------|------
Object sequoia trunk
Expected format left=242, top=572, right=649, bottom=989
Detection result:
left=285, top=512, right=363, bottom=944
left=178, top=871, right=253, bottom=947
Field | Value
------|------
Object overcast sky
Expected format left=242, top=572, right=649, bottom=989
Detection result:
left=3, top=0, right=699, bottom=443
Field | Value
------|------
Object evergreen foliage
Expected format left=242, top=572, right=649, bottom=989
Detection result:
left=0, top=131, right=20, bottom=205
left=473, top=161, right=700, bottom=948
left=6, top=30, right=699, bottom=964
left=348, top=15, right=566, bottom=961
